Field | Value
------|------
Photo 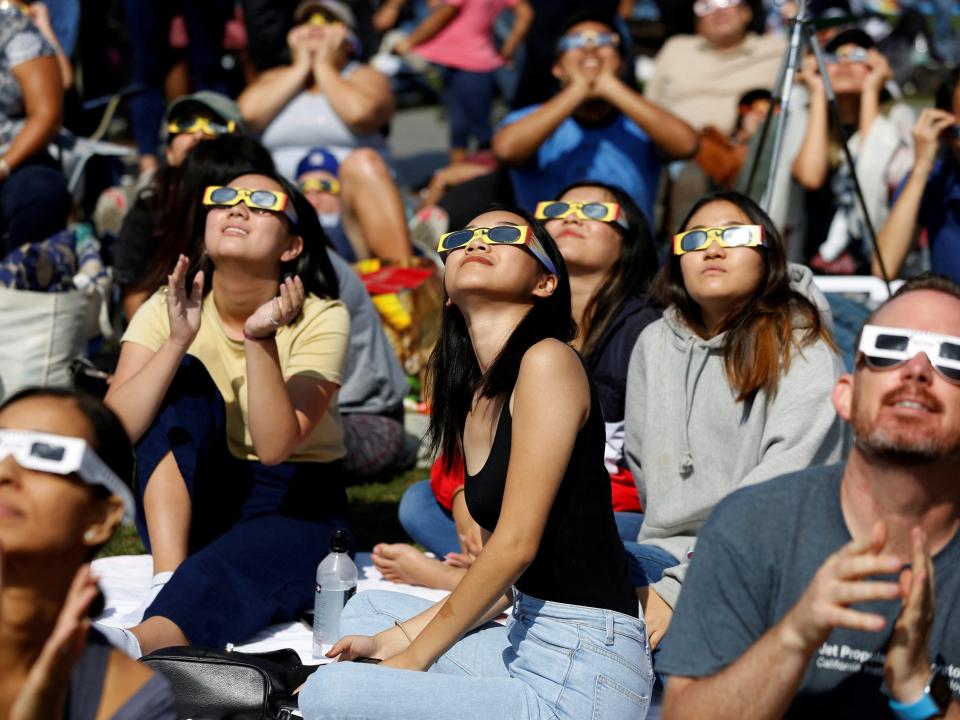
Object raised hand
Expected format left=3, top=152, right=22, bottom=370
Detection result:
left=4, top=550, right=101, bottom=720
left=884, top=526, right=937, bottom=704
left=779, top=521, right=903, bottom=653
left=798, top=54, right=825, bottom=96
left=911, top=108, right=957, bottom=169
left=288, top=24, right=316, bottom=69
left=243, top=276, right=306, bottom=340
left=166, top=254, right=204, bottom=350
left=314, top=24, right=348, bottom=70
left=863, top=49, right=893, bottom=95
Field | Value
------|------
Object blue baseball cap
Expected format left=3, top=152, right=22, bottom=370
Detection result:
left=295, top=148, right=340, bottom=179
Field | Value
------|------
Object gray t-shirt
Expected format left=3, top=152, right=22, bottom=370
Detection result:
left=658, top=464, right=960, bottom=718
left=329, top=251, right=408, bottom=415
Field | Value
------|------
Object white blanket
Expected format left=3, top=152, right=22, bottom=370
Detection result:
left=92, top=555, right=449, bottom=664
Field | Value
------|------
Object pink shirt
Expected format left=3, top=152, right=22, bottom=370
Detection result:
left=413, top=0, right=518, bottom=73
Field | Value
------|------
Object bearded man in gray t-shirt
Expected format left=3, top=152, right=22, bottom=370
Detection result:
left=659, top=275, right=960, bottom=720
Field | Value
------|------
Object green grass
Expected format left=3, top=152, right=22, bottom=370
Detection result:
left=97, top=468, right=424, bottom=558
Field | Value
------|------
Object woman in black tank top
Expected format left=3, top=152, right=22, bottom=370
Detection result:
left=300, top=207, right=654, bottom=720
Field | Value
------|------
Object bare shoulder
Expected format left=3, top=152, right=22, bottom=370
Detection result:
left=518, top=339, right=587, bottom=388
left=514, top=340, right=589, bottom=425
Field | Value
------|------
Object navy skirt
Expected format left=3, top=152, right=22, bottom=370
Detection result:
left=135, top=356, right=352, bottom=647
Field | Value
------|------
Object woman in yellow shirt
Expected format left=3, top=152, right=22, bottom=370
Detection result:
left=103, top=170, right=350, bottom=657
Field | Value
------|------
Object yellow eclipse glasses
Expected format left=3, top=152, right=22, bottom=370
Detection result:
left=673, top=225, right=764, bottom=255
left=299, top=178, right=341, bottom=195
left=535, top=200, right=627, bottom=229
left=167, top=115, right=236, bottom=137
left=437, top=225, right=558, bottom=275
left=202, top=186, right=299, bottom=225
left=306, top=12, right=341, bottom=26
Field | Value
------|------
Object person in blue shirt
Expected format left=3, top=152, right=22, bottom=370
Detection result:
left=875, top=69, right=960, bottom=284
left=491, top=11, right=697, bottom=220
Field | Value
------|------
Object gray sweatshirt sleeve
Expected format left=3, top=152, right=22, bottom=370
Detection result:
left=652, top=337, right=848, bottom=608
left=623, top=331, right=648, bottom=515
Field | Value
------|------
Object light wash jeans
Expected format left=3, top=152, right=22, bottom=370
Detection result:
left=300, top=589, right=654, bottom=720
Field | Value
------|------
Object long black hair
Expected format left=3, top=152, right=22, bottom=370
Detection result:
left=651, top=190, right=833, bottom=400
left=136, top=135, right=277, bottom=296
left=428, top=206, right=575, bottom=473
left=554, top=181, right=658, bottom=361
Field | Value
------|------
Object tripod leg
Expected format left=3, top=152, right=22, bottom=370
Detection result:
left=744, top=29, right=791, bottom=198
left=759, top=16, right=807, bottom=210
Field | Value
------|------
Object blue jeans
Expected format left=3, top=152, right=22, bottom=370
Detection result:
left=397, top=479, right=460, bottom=557
left=440, top=66, right=496, bottom=151
left=614, top=512, right=679, bottom=588
left=621, top=542, right=679, bottom=589
left=300, top=589, right=654, bottom=720
left=615, top=511, right=644, bottom=544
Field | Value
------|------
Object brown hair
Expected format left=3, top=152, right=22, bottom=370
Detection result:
left=651, top=191, right=835, bottom=401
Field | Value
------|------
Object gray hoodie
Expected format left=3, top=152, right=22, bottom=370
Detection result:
left=624, top=265, right=847, bottom=608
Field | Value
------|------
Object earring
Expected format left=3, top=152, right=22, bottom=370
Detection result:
left=84, top=529, right=97, bottom=543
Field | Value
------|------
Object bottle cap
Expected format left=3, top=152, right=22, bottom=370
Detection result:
left=330, top=528, right=351, bottom=554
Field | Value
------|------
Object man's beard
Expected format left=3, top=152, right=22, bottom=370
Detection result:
left=853, top=422, right=957, bottom=465
left=852, top=385, right=960, bottom=465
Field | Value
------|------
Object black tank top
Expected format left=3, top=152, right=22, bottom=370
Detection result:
left=465, top=379, right=637, bottom=617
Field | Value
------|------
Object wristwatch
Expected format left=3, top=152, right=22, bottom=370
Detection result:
left=889, top=668, right=952, bottom=720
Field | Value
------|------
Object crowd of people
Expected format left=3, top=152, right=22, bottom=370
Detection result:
left=1, top=0, right=959, bottom=718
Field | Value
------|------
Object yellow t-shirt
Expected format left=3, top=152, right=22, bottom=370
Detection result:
left=123, top=290, right=350, bottom=463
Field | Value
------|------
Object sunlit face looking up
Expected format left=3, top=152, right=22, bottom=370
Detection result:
left=203, top=174, right=304, bottom=272
left=844, top=290, right=960, bottom=463
left=544, top=186, right=623, bottom=278
left=678, top=200, right=765, bottom=324
left=553, top=21, right=622, bottom=87
left=442, top=210, right=557, bottom=307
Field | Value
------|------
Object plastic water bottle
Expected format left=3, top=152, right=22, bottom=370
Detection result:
left=312, top=529, right=358, bottom=656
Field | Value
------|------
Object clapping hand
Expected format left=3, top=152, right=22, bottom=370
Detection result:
left=884, top=527, right=937, bottom=704
left=2, top=544, right=101, bottom=720
left=288, top=24, right=317, bottom=69
left=243, top=276, right=305, bottom=339
left=166, top=254, right=204, bottom=350
left=780, top=522, right=902, bottom=653
left=314, top=23, right=349, bottom=70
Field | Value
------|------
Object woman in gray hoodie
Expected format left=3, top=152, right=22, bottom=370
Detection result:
left=624, top=191, right=847, bottom=651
